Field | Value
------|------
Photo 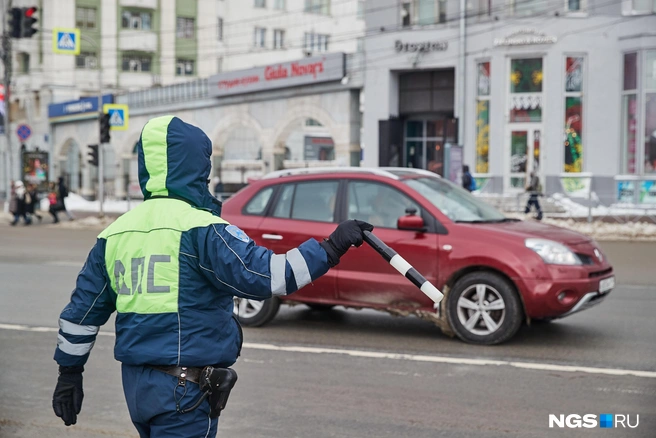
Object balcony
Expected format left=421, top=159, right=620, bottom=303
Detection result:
left=119, top=30, right=157, bottom=52
left=120, top=0, right=157, bottom=9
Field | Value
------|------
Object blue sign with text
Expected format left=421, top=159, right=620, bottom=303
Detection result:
left=48, top=95, right=114, bottom=121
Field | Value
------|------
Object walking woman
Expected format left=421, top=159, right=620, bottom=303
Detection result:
left=26, top=183, right=43, bottom=223
left=10, top=181, right=31, bottom=226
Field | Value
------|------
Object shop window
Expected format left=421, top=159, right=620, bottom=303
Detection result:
left=176, top=59, right=195, bottom=76
left=121, top=10, right=152, bottom=30
left=176, top=17, right=195, bottom=39
left=76, top=6, right=97, bottom=30
left=509, top=58, right=543, bottom=123
left=305, top=0, right=330, bottom=15
left=75, top=51, right=97, bottom=69
left=476, top=62, right=490, bottom=173
left=564, top=57, right=584, bottom=173
left=622, top=52, right=639, bottom=174
left=644, top=50, right=656, bottom=174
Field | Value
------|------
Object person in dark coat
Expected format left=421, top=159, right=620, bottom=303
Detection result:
left=10, top=181, right=31, bottom=226
left=461, top=165, right=476, bottom=192
left=524, top=170, right=543, bottom=220
left=26, top=183, right=43, bottom=223
left=57, top=177, right=74, bottom=220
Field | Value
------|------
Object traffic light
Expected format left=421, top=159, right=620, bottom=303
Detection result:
left=99, top=113, right=111, bottom=143
left=20, top=7, right=38, bottom=39
left=8, top=7, right=22, bottom=38
left=87, top=144, right=99, bottom=167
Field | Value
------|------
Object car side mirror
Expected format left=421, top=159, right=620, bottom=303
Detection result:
left=397, top=212, right=426, bottom=232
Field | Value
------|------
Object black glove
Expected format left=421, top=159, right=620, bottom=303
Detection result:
left=320, top=220, right=374, bottom=267
left=53, top=366, right=84, bottom=426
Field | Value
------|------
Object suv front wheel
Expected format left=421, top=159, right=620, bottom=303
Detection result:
left=233, top=297, right=280, bottom=327
left=446, top=272, right=523, bottom=345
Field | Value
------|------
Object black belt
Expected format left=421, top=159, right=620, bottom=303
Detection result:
left=149, top=365, right=204, bottom=384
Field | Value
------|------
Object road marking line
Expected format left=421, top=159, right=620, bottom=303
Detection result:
left=3, top=323, right=654, bottom=379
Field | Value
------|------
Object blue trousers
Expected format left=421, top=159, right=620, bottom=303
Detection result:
left=524, top=194, right=543, bottom=220
left=121, top=364, right=218, bottom=438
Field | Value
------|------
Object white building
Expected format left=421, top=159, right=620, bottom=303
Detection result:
left=1, top=0, right=365, bottom=198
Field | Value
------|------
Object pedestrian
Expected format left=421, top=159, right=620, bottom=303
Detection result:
left=10, top=181, right=31, bottom=226
left=462, top=165, right=476, bottom=192
left=48, top=182, right=62, bottom=223
left=524, top=170, right=543, bottom=220
left=51, top=115, right=374, bottom=437
left=57, top=176, right=74, bottom=221
left=26, top=183, right=43, bottom=223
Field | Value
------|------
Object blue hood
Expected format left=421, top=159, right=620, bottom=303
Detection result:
left=136, top=116, right=221, bottom=215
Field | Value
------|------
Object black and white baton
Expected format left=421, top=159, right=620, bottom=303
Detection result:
left=363, top=230, right=444, bottom=304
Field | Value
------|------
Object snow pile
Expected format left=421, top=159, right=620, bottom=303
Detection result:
left=549, top=193, right=656, bottom=218
left=43, top=192, right=143, bottom=214
left=542, top=218, right=656, bottom=241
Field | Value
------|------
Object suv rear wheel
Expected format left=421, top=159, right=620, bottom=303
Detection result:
left=446, top=272, right=523, bottom=345
left=233, top=297, right=280, bottom=327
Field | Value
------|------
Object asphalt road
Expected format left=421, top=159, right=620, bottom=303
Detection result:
left=0, top=224, right=655, bottom=437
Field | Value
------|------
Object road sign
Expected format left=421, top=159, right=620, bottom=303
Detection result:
left=103, top=104, right=129, bottom=131
left=16, top=124, right=31, bottom=141
left=53, top=28, right=80, bottom=55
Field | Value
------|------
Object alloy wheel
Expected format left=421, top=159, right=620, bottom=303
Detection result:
left=456, top=284, right=506, bottom=336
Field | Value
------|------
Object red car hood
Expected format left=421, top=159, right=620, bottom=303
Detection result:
left=474, top=220, right=591, bottom=245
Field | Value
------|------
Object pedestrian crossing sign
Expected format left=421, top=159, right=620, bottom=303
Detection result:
left=52, top=28, right=80, bottom=55
left=103, top=104, right=129, bottom=131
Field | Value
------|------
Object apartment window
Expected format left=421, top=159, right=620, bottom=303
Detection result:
left=623, top=0, right=656, bottom=14
left=357, top=0, right=365, bottom=19
left=75, top=51, right=97, bottom=69
left=217, top=17, right=223, bottom=41
left=476, top=62, right=490, bottom=173
left=17, top=52, right=30, bottom=74
left=121, top=11, right=152, bottom=30
left=274, top=0, right=286, bottom=10
left=273, top=29, right=285, bottom=49
left=566, top=0, right=581, bottom=11
left=304, top=32, right=329, bottom=53
left=121, top=54, right=152, bottom=72
left=512, top=0, right=549, bottom=15
left=217, top=57, right=223, bottom=73
left=305, top=0, right=330, bottom=15
left=563, top=57, right=585, bottom=173
left=254, top=27, right=266, bottom=48
left=401, top=0, right=445, bottom=26
left=177, top=17, right=195, bottom=39
left=176, top=58, right=195, bottom=76
left=255, top=0, right=266, bottom=7
left=467, top=0, right=491, bottom=17
left=76, top=6, right=96, bottom=29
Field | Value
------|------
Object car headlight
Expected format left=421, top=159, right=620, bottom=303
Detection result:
left=525, top=238, right=581, bottom=265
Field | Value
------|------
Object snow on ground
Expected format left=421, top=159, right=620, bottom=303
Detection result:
left=548, top=193, right=656, bottom=219
left=59, top=193, right=143, bottom=214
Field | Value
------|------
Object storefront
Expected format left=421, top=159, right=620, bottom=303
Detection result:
left=364, top=6, right=656, bottom=203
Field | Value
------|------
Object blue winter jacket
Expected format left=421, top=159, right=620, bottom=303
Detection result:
left=54, top=115, right=330, bottom=368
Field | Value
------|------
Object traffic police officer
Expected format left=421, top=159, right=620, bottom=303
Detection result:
left=52, top=115, right=372, bottom=437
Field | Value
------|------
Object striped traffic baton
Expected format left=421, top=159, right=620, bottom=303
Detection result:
left=363, top=230, right=444, bottom=304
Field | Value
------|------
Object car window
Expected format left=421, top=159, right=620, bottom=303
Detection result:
left=273, top=184, right=294, bottom=218
left=243, top=186, right=274, bottom=216
left=285, top=181, right=338, bottom=223
left=347, top=181, right=421, bottom=229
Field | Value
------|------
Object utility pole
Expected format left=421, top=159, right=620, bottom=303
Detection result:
left=2, top=0, right=13, bottom=206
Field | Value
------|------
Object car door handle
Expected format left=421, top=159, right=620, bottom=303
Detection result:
left=262, top=234, right=283, bottom=241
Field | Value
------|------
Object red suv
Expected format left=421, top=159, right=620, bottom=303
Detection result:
left=221, top=168, right=614, bottom=345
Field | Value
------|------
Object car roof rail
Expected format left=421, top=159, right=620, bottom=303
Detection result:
left=261, top=166, right=400, bottom=180
left=382, top=167, right=442, bottom=178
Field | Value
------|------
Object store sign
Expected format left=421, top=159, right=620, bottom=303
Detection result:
left=395, top=40, right=448, bottom=53
left=304, top=136, right=334, bottom=160
left=208, top=53, right=345, bottom=98
left=494, top=28, right=557, bottom=47
left=48, top=94, right=114, bottom=122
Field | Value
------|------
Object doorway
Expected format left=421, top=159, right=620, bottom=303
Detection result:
left=404, top=117, right=457, bottom=175
left=507, top=125, right=541, bottom=190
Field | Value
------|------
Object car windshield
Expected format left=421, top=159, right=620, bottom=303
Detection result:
left=403, top=176, right=506, bottom=223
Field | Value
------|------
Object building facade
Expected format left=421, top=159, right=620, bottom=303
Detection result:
left=363, top=0, right=656, bottom=203
left=1, top=0, right=364, bottom=197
